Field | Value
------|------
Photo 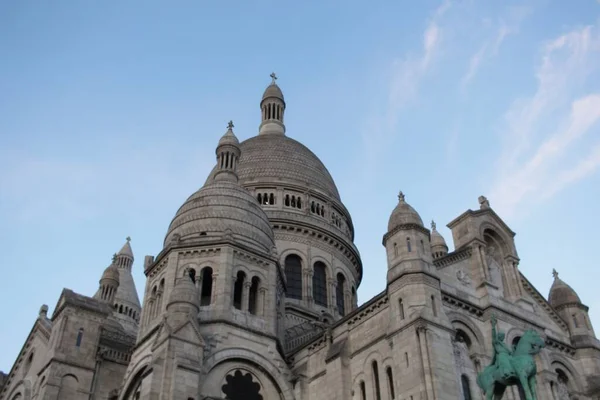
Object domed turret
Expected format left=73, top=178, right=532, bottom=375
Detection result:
left=259, top=73, right=286, bottom=136
left=549, top=269, right=597, bottom=342
left=165, top=122, right=275, bottom=254
left=388, top=192, right=424, bottom=231
left=95, top=256, right=121, bottom=304
left=430, top=220, right=448, bottom=259
left=166, top=275, right=200, bottom=315
left=549, top=269, right=581, bottom=308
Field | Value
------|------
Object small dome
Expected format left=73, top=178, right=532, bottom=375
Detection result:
left=549, top=270, right=581, bottom=308
left=165, top=180, right=275, bottom=253
left=218, top=121, right=240, bottom=147
left=388, top=192, right=424, bottom=231
left=262, top=83, right=284, bottom=102
left=166, top=276, right=199, bottom=312
left=101, top=264, right=120, bottom=283
left=430, top=221, right=447, bottom=248
left=118, top=238, right=134, bottom=260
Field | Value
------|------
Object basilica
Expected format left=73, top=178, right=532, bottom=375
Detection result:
left=1, top=76, right=599, bottom=400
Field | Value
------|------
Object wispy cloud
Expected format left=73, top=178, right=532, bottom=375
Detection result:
left=461, top=8, right=530, bottom=89
left=488, top=23, right=600, bottom=217
left=361, top=1, right=451, bottom=177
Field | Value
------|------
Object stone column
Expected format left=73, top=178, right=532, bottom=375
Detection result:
left=303, top=268, right=312, bottom=305
left=328, top=278, right=336, bottom=313
left=344, top=289, right=351, bottom=315
left=417, top=325, right=435, bottom=400
left=478, top=245, right=490, bottom=281
left=211, top=274, right=219, bottom=305
left=242, top=281, right=251, bottom=311
left=258, top=287, right=267, bottom=317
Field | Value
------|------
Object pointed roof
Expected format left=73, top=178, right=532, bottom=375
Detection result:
left=218, top=120, right=240, bottom=147
left=118, top=236, right=134, bottom=259
left=548, top=269, right=582, bottom=308
left=387, top=191, right=424, bottom=231
left=430, top=220, right=448, bottom=249
left=261, top=72, right=285, bottom=102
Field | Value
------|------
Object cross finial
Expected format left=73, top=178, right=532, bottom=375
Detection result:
left=431, top=220, right=436, bottom=230
left=552, top=269, right=559, bottom=280
left=227, top=120, right=234, bottom=130
left=398, top=191, right=405, bottom=202
left=270, top=72, right=277, bottom=83
left=126, top=236, right=131, bottom=242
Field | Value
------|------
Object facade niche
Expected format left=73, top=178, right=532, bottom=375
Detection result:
left=221, top=370, right=263, bottom=400
left=233, top=271, right=246, bottom=310
left=200, top=267, right=213, bottom=306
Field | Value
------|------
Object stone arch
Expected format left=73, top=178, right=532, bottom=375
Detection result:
left=310, top=255, right=333, bottom=277
left=548, top=354, right=584, bottom=391
left=58, top=374, right=78, bottom=398
left=7, top=379, right=31, bottom=400
left=505, top=327, right=525, bottom=351
left=480, top=224, right=513, bottom=257
left=279, top=248, right=307, bottom=266
left=232, top=264, right=253, bottom=279
left=201, top=348, right=294, bottom=400
left=119, top=355, right=153, bottom=400
left=352, top=372, right=368, bottom=400
left=447, top=312, right=485, bottom=354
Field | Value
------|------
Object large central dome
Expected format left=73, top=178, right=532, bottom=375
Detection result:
left=214, top=134, right=341, bottom=201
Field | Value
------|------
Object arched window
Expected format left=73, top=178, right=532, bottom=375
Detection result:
left=297, top=197, right=302, bottom=209
left=359, top=381, right=366, bottom=400
left=200, top=267, right=213, bottom=306
left=291, top=196, right=296, bottom=207
left=269, top=193, right=275, bottom=205
left=407, top=237, right=412, bottom=252
left=431, top=295, right=437, bottom=317
left=75, top=328, right=84, bottom=347
left=336, top=273, right=346, bottom=316
left=284, top=254, right=303, bottom=300
left=285, top=194, right=290, bottom=206
left=572, top=314, right=579, bottom=328
left=394, top=242, right=398, bottom=256
left=512, top=336, right=521, bottom=351
left=312, top=262, right=328, bottom=307
left=257, top=193, right=262, bottom=204
left=399, top=298, right=405, bottom=319
left=119, top=304, right=124, bottom=314
left=233, top=271, right=246, bottom=310
left=461, top=375, right=472, bottom=400
left=249, top=276, right=260, bottom=314
left=188, top=268, right=196, bottom=284
left=386, top=367, right=395, bottom=399
left=372, top=361, right=382, bottom=400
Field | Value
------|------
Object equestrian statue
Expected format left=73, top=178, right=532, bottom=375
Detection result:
left=477, top=315, right=546, bottom=400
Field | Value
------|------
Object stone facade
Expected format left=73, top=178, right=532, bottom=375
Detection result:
left=1, top=77, right=599, bottom=400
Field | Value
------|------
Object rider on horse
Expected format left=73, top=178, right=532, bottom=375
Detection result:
left=491, top=315, right=513, bottom=380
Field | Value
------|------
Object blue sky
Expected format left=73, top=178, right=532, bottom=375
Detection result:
left=1, top=1, right=600, bottom=372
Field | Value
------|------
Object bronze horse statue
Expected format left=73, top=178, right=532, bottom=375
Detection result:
left=477, top=316, right=546, bottom=400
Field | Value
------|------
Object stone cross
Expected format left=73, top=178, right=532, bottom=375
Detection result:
left=227, top=120, right=234, bottom=130
left=270, top=72, right=277, bottom=83
left=126, top=236, right=131, bottom=242
left=398, top=191, right=405, bottom=202
left=478, top=195, right=490, bottom=209
left=431, top=220, right=436, bottom=230
left=552, top=269, right=559, bottom=280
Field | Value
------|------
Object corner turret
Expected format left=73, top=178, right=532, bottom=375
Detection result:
left=94, top=255, right=120, bottom=304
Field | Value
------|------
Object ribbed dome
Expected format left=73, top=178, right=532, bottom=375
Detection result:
left=388, top=192, right=424, bottom=231
left=262, top=83, right=284, bottom=102
left=167, top=277, right=199, bottom=312
left=101, top=264, right=120, bottom=283
left=165, top=180, right=275, bottom=253
left=430, top=221, right=447, bottom=248
left=207, top=135, right=341, bottom=201
left=549, top=272, right=581, bottom=308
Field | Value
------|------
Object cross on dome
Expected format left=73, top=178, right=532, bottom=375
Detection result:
left=270, top=72, right=277, bottom=83
left=431, top=220, right=436, bottom=230
left=126, top=236, right=131, bottom=242
left=227, top=120, right=234, bottom=129
left=398, top=191, right=405, bottom=202
left=552, top=269, right=559, bottom=280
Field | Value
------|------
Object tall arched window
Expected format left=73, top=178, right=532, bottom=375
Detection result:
left=336, top=273, right=346, bottom=316
left=76, top=328, right=84, bottom=347
left=359, top=381, right=366, bottom=400
left=372, top=361, right=382, bottom=400
left=407, top=237, right=412, bottom=252
left=461, top=375, right=472, bottom=400
left=249, top=276, right=260, bottom=314
left=386, top=367, right=395, bottom=399
left=200, top=267, right=213, bottom=306
left=233, top=271, right=246, bottom=310
left=399, top=298, right=405, bottom=319
left=284, top=254, right=303, bottom=300
left=312, top=262, right=328, bottom=307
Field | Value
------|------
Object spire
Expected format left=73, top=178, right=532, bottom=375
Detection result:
left=214, top=120, right=241, bottom=183
left=259, top=73, right=286, bottom=136
left=430, top=219, right=448, bottom=259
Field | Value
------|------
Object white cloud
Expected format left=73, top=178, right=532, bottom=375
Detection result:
left=488, top=23, right=600, bottom=217
left=461, top=9, right=530, bottom=89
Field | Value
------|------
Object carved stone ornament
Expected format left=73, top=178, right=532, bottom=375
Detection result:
left=457, top=269, right=472, bottom=286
